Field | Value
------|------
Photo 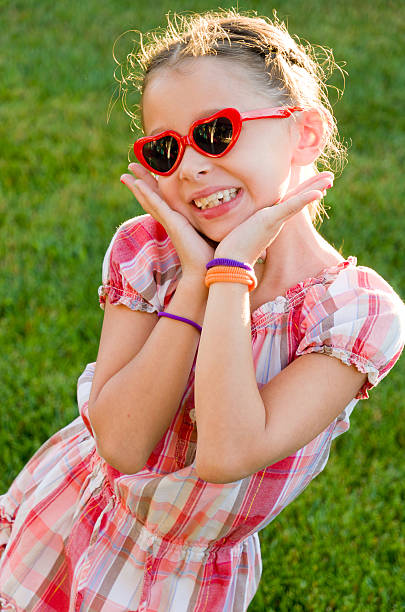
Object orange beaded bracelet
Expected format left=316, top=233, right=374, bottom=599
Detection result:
left=205, top=265, right=258, bottom=292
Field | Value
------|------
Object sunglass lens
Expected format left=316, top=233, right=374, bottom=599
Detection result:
left=193, top=117, right=233, bottom=155
left=143, top=136, right=179, bottom=173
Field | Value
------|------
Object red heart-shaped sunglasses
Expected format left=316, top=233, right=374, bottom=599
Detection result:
left=133, top=106, right=302, bottom=176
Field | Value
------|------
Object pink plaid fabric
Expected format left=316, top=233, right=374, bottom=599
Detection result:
left=1, top=215, right=404, bottom=611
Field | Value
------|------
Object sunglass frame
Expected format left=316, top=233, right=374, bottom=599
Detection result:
left=133, top=106, right=302, bottom=176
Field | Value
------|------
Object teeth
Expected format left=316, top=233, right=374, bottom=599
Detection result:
left=194, top=188, right=239, bottom=209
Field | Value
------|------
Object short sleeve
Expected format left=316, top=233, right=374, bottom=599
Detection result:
left=98, top=214, right=182, bottom=314
left=296, top=265, right=405, bottom=399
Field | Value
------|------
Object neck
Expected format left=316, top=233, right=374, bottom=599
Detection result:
left=253, top=206, right=343, bottom=300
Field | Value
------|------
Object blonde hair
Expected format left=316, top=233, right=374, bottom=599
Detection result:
left=112, top=9, right=347, bottom=222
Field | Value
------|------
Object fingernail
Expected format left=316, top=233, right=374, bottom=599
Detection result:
left=120, top=178, right=126, bottom=184
left=325, top=183, right=333, bottom=190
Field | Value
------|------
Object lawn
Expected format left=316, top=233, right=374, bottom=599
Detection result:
left=1, top=0, right=404, bottom=610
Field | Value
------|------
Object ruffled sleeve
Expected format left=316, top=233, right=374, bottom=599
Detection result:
left=296, top=264, right=405, bottom=400
left=98, top=214, right=182, bottom=314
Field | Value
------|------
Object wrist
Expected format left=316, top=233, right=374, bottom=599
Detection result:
left=213, top=249, right=266, bottom=267
left=165, top=279, right=207, bottom=329
left=179, top=272, right=208, bottom=289
left=213, top=248, right=251, bottom=264
left=214, top=246, right=243, bottom=258
left=176, top=275, right=208, bottom=307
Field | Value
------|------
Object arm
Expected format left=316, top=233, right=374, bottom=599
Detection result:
left=194, top=282, right=368, bottom=483
left=88, top=274, right=207, bottom=474
left=92, top=161, right=217, bottom=475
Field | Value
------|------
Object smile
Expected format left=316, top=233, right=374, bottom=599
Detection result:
left=193, top=188, right=240, bottom=209
left=192, top=188, right=243, bottom=219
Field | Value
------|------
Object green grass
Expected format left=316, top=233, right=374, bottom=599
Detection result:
left=1, top=1, right=404, bottom=610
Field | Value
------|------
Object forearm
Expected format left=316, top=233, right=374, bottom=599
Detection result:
left=194, top=282, right=265, bottom=481
left=91, top=277, right=207, bottom=474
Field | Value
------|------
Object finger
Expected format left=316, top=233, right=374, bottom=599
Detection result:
left=271, top=188, right=326, bottom=222
left=123, top=176, right=193, bottom=241
left=282, top=172, right=334, bottom=202
left=127, top=162, right=159, bottom=193
left=283, top=174, right=333, bottom=201
left=120, top=175, right=169, bottom=216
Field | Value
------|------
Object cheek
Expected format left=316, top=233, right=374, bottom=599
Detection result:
left=234, top=157, right=291, bottom=206
left=232, top=130, right=292, bottom=181
left=157, top=179, right=179, bottom=210
left=254, top=143, right=293, bottom=197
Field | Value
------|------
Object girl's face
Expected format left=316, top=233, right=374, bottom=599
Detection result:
left=142, top=56, right=301, bottom=242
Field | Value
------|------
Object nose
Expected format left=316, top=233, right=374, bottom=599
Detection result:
left=178, top=145, right=212, bottom=180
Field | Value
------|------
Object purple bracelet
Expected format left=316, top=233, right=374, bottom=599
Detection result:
left=158, top=312, right=202, bottom=333
left=206, top=258, right=253, bottom=272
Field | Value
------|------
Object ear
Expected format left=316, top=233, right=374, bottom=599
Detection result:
left=290, top=109, right=328, bottom=166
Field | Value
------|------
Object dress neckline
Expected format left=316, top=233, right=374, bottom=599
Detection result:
left=250, top=256, right=358, bottom=320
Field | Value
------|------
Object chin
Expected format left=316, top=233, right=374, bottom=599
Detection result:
left=196, top=230, right=221, bottom=249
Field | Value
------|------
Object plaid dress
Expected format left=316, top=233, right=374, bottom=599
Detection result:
left=1, top=214, right=404, bottom=612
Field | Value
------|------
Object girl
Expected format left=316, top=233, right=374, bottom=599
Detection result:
left=1, top=9, right=404, bottom=612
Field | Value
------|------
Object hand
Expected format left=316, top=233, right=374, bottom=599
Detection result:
left=120, top=164, right=216, bottom=279
left=214, top=172, right=334, bottom=266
